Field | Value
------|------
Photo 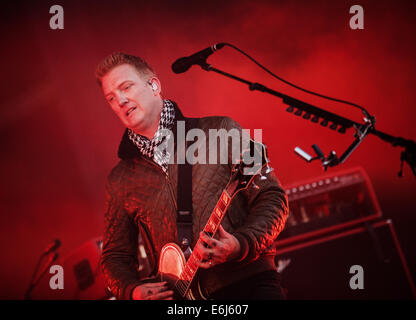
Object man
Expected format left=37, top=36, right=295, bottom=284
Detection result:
left=97, top=52, right=289, bottom=300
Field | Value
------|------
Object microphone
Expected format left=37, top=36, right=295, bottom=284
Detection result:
left=172, top=43, right=225, bottom=74
left=43, top=239, right=61, bottom=255
left=312, top=144, right=325, bottom=160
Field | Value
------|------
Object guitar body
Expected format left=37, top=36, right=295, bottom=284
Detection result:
left=158, top=243, right=208, bottom=300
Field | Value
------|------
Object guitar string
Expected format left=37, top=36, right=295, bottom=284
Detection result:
left=174, top=193, right=236, bottom=297
left=175, top=278, right=188, bottom=297
left=174, top=198, right=229, bottom=298
left=166, top=149, right=265, bottom=298
left=174, top=279, right=185, bottom=296
left=174, top=257, right=199, bottom=297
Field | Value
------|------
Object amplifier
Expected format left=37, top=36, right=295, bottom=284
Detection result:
left=277, top=167, right=381, bottom=246
left=275, top=219, right=416, bottom=299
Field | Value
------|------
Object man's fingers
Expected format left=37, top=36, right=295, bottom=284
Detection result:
left=144, top=281, right=168, bottom=288
left=199, top=231, right=212, bottom=245
left=133, top=282, right=172, bottom=300
left=143, top=282, right=169, bottom=297
left=217, top=224, right=229, bottom=237
left=200, top=232, right=221, bottom=248
left=198, top=260, right=212, bottom=269
left=197, top=243, right=215, bottom=260
left=149, top=290, right=174, bottom=300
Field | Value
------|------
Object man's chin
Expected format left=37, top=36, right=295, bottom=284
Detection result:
left=125, top=119, right=144, bottom=133
left=127, top=123, right=145, bottom=135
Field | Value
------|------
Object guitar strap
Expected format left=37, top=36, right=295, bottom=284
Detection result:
left=177, top=118, right=198, bottom=253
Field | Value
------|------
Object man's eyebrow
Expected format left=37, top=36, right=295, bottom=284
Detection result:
left=104, top=80, right=132, bottom=97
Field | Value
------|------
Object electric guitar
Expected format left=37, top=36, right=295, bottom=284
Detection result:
left=158, top=140, right=272, bottom=299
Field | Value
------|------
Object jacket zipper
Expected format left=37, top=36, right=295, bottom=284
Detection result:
left=142, top=157, right=178, bottom=211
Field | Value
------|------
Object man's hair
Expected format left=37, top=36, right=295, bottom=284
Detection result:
left=95, top=52, right=156, bottom=87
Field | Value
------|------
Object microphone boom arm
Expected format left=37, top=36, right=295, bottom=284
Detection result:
left=200, top=64, right=416, bottom=177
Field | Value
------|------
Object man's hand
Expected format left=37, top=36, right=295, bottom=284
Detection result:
left=198, top=225, right=241, bottom=269
left=132, top=281, right=174, bottom=300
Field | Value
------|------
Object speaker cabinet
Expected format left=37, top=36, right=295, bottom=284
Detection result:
left=276, top=219, right=416, bottom=299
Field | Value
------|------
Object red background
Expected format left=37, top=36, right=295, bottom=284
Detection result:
left=1, top=0, right=415, bottom=299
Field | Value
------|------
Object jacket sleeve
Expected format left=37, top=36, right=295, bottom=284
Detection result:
left=233, top=167, right=289, bottom=263
left=101, top=171, right=143, bottom=300
left=221, top=117, right=289, bottom=263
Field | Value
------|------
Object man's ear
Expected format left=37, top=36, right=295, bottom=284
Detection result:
left=148, top=77, right=162, bottom=95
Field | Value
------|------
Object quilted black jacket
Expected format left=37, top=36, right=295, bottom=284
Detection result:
left=101, top=103, right=289, bottom=299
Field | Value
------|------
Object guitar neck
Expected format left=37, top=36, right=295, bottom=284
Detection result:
left=174, top=140, right=268, bottom=298
left=175, top=190, right=233, bottom=296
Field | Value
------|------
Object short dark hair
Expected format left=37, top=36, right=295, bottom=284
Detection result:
left=95, top=52, right=156, bottom=87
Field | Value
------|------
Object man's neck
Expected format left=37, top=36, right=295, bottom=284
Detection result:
left=132, top=99, right=164, bottom=140
left=138, top=121, right=159, bottom=140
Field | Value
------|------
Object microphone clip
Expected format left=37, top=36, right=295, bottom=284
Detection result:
left=294, top=119, right=374, bottom=171
left=294, top=144, right=339, bottom=171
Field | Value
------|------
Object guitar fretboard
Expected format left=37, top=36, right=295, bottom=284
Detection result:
left=174, top=190, right=232, bottom=297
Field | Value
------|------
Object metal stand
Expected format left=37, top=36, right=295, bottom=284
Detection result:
left=196, top=62, right=415, bottom=177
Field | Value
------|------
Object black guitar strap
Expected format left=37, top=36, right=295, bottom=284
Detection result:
left=177, top=118, right=198, bottom=253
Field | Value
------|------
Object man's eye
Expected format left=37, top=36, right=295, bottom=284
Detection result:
left=124, top=85, right=132, bottom=90
left=108, top=97, right=114, bottom=102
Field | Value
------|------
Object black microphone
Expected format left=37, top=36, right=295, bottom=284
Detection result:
left=172, top=43, right=225, bottom=74
left=43, top=239, right=61, bottom=255
left=312, top=144, right=325, bottom=160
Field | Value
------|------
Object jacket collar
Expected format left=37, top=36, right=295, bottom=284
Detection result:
left=117, top=100, right=186, bottom=160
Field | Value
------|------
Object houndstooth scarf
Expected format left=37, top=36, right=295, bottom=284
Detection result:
left=127, top=99, right=175, bottom=173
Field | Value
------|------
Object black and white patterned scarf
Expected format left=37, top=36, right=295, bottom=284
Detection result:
left=127, top=99, right=175, bottom=173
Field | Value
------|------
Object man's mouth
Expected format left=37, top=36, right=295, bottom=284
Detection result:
left=126, top=107, right=137, bottom=117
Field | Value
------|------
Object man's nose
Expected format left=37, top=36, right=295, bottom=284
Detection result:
left=116, top=92, right=129, bottom=107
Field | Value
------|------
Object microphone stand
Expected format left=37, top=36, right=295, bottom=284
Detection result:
left=24, top=251, right=59, bottom=300
left=197, top=62, right=416, bottom=177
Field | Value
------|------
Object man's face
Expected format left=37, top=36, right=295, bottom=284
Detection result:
left=101, top=64, right=161, bottom=136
